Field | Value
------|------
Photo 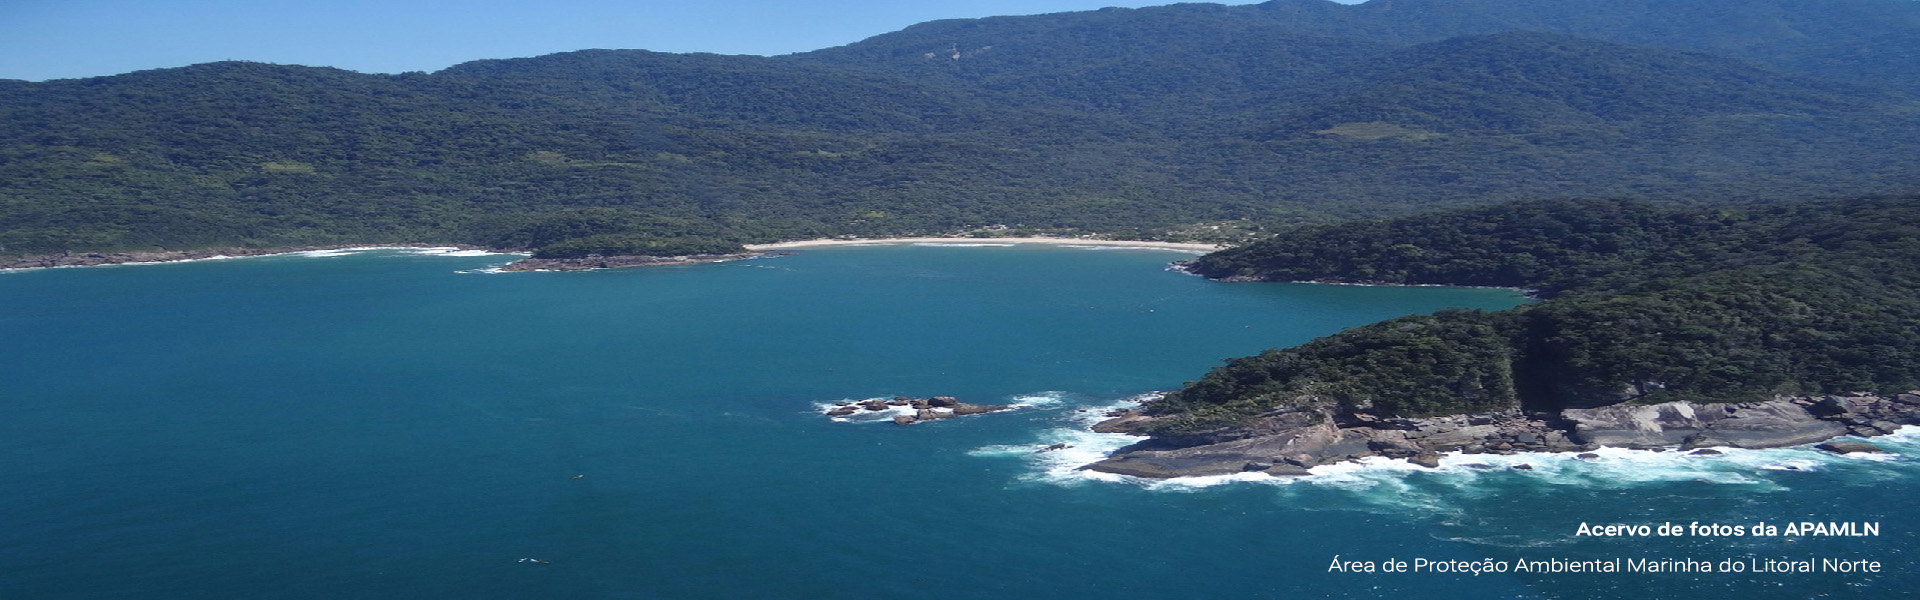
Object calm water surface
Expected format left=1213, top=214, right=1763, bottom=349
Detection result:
left=1, top=245, right=1911, bottom=599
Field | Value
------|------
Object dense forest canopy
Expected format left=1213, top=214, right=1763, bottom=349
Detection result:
left=1148, top=196, right=1920, bottom=436
left=4, top=0, right=1920, bottom=257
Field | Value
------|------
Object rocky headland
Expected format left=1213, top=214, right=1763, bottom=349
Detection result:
left=822, top=396, right=1014, bottom=425
left=1104, top=198, right=1920, bottom=479
left=1081, top=393, right=1920, bottom=478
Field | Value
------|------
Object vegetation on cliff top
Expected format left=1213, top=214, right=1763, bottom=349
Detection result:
left=1147, top=196, right=1920, bottom=436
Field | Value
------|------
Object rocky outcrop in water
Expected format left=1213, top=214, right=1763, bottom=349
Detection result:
left=1815, top=441, right=1885, bottom=454
left=1081, top=393, right=1920, bottom=478
left=820, top=396, right=1013, bottom=425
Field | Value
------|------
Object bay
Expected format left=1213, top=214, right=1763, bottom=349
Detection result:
left=1, top=245, right=1912, bottom=599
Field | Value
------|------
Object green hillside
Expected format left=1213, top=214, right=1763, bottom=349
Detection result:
left=1149, top=196, right=1920, bottom=435
left=4, top=0, right=1919, bottom=257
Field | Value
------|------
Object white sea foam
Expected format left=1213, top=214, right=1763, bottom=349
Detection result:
left=1008, top=391, right=1069, bottom=409
left=5, top=246, right=518, bottom=273
left=103, top=254, right=242, bottom=267
left=816, top=391, right=1077, bottom=423
left=295, top=249, right=359, bottom=258
left=1057, top=244, right=1206, bottom=254
left=409, top=248, right=504, bottom=257
left=973, top=399, right=1915, bottom=496
left=2, top=255, right=239, bottom=273
left=295, top=246, right=520, bottom=258
left=966, top=395, right=1161, bottom=486
left=970, top=431, right=1141, bottom=486
left=814, top=397, right=919, bottom=423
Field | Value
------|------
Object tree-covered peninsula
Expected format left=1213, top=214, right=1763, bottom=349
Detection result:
left=1085, top=197, right=1920, bottom=477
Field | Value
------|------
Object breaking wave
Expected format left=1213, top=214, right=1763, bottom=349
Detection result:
left=1056, top=244, right=1207, bottom=254
left=968, top=397, right=1918, bottom=501
left=814, top=391, right=1079, bottom=424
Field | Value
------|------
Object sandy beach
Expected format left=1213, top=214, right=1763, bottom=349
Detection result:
left=0, top=244, right=512, bottom=271
left=744, top=237, right=1227, bottom=252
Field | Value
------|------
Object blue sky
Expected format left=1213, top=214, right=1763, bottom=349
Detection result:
left=0, top=0, right=1363, bottom=82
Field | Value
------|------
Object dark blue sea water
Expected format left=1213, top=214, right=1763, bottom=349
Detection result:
left=2, top=245, right=1913, bottom=599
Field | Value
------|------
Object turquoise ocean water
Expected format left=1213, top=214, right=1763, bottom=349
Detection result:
left=1, top=245, right=1913, bottom=599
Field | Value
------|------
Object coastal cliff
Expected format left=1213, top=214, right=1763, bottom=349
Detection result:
left=1089, top=197, right=1920, bottom=477
left=1085, top=394, right=1919, bottom=478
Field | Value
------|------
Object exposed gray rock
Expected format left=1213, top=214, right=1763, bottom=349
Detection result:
left=1815, top=441, right=1885, bottom=454
left=1090, top=409, right=1154, bottom=434
left=1081, top=420, right=1342, bottom=478
left=1683, top=405, right=1848, bottom=449
left=1412, top=424, right=1501, bottom=449
left=1263, top=464, right=1314, bottom=477
left=1080, top=394, right=1919, bottom=479
left=1408, top=450, right=1442, bottom=469
left=1563, top=403, right=1711, bottom=448
left=1540, top=431, right=1573, bottom=446
left=1565, top=400, right=1846, bottom=450
left=827, top=395, right=1019, bottom=425
left=1368, top=439, right=1419, bottom=458
left=949, top=403, right=1011, bottom=416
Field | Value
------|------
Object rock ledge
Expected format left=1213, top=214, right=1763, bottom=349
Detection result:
left=1081, top=393, right=1920, bottom=478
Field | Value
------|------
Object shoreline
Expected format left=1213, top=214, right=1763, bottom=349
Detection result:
left=744, top=236, right=1226, bottom=252
left=1172, top=262, right=1540, bottom=296
left=496, top=252, right=761, bottom=272
left=1081, top=393, right=1920, bottom=479
left=4, top=237, right=1223, bottom=272
left=1, top=244, right=516, bottom=271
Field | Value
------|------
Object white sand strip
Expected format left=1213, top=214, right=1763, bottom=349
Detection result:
left=745, top=236, right=1225, bottom=252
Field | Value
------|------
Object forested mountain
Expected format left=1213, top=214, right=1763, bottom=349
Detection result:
left=1273, top=32, right=1886, bottom=135
left=4, top=0, right=1919, bottom=256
